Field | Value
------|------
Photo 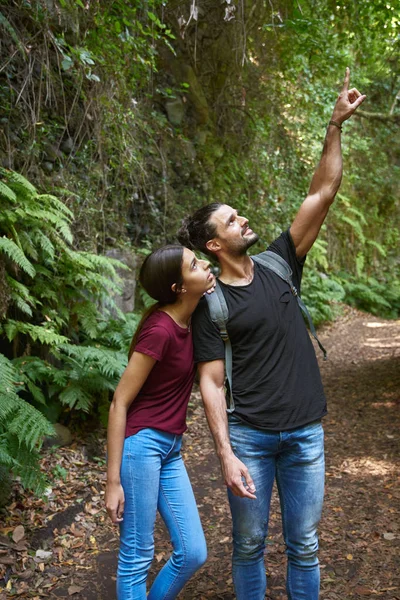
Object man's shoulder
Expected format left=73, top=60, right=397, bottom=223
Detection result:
left=192, top=295, right=212, bottom=329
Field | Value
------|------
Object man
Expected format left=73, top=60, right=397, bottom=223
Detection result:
left=177, top=69, right=365, bottom=600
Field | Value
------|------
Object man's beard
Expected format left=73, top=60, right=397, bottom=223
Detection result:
left=231, top=231, right=259, bottom=256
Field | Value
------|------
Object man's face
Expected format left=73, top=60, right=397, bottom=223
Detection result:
left=208, top=204, right=259, bottom=256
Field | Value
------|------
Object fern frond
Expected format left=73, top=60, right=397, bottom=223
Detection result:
left=81, top=252, right=130, bottom=274
left=33, top=230, right=55, bottom=260
left=0, top=236, right=36, bottom=277
left=26, top=380, right=47, bottom=405
left=0, top=355, right=20, bottom=420
left=367, top=239, right=387, bottom=257
left=0, top=181, right=17, bottom=203
left=0, top=439, right=14, bottom=468
left=4, top=435, right=48, bottom=494
left=74, top=271, right=123, bottom=296
left=344, top=205, right=367, bottom=226
left=12, top=295, right=33, bottom=316
left=0, top=207, right=18, bottom=227
left=18, top=230, right=39, bottom=261
left=73, top=302, right=99, bottom=339
left=0, top=353, right=18, bottom=384
left=5, top=320, right=69, bottom=346
left=13, top=355, right=55, bottom=380
left=23, top=208, right=73, bottom=244
left=8, top=403, right=54, bottom=450
left=0, top=168, right=36, bottom=196
left=338, top=215, right=366, bottom=244
left=60, top=343, right=126, bottom=378
left=34, top=264, right=53, bottom=278
left=36, top=194, right=74, bottom=219
left=60, top=247, right=93, bottom=269
left=59, top=383, right=93, bottom=412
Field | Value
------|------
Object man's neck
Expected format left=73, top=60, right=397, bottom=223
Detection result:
left=218, top=254, right=254, bottom=286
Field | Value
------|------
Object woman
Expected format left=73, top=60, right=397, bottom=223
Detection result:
left=105, top=244, right=215, bottom=600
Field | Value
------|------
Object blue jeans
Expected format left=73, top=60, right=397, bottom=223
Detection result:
left=117, top=429, right=207, bottom=599
left=228, top=417, right=325, bottom=600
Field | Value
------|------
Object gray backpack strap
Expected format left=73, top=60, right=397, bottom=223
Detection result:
left=253, top=251, right=327, bottom=360
left=205, top=283, right=235, bottom=412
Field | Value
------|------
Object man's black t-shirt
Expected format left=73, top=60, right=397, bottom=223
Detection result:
left=192, top=229, right=327, bottom=431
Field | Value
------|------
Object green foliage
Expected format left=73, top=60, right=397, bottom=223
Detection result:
left=0, top=3, right=398, bottom=502
left=0, top=354, right=55, bottom=494
left=52, top=464, right=68, bottom=482
left=338, top=274, right=400, bottom=319
left=0, top=169, right=135, bottom=494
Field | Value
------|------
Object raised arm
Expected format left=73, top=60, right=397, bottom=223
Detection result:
left=290, top=68, right=366, bottom=258
left=198, top=359, right=256, bottom=499
left=105, top=352, right=156, bottom=523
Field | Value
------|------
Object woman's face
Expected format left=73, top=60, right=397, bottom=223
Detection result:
left=180, top=248, right=215, bottom=297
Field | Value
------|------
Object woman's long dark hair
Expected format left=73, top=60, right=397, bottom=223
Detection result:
left=128, top=245, right=184, bottom=359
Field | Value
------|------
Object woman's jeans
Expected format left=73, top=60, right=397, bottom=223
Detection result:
left=117, top=429, right=207, bottom=600
left=228, top=417, right=325, bottom=600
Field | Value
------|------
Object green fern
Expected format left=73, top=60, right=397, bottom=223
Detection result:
left=36, top=194, right=74, bottom=219
left=18, top=230, right=39, bottom=261
left=338, top=214, right=366, bottom=244
left=73, top=301, right=100, bottom=339
left=0, top=170, right=132, bottom=496
left=33, top=230, right=55, bottom=260
left=59, top=343, right=126, bottom=379
left=0, top=181, right=17, bottom=203
left=5, top=320, right=69, bottom=346
left=0, top=354, right=54, bottom=493
left=0, top=168, right=36, bottom=195
left=367, top=239, right=387, bottom=257
left=59, top=384, right=93, bottom=412
left=24, top=209, right=73, bottom=244
left=0, top=236, right=36, bottom=277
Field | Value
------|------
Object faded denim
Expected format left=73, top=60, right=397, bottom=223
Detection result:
left=117, top=428, right=207, bottom=599
left=228, top=417, right=325, bottom=600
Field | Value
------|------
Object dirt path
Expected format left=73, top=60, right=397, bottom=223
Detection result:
left=1, top=308, right=399, bottom=599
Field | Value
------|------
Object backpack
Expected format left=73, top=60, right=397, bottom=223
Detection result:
left=205, top=250, right=327, bottom=413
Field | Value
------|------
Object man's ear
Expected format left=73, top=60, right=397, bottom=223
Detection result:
left=206, top=238, right=220, bottom=254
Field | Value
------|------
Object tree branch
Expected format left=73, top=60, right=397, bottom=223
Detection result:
left=354, top=110, right=400, bottom=124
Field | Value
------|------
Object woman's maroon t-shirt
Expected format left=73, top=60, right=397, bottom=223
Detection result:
left=125, top=311, right=196, bottom=438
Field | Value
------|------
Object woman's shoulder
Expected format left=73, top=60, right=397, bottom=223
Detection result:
left=141, top=310, right=172, bottom=334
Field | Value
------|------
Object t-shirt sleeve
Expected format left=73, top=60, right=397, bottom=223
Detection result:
left=134, top=322, right=171, bottom=362
left=191, top=297, right=225, bottom=364
left=266, top=228, right=305, bottom=291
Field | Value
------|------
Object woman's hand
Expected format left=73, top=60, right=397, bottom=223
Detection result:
left=105, top=481, right=125, bottom=524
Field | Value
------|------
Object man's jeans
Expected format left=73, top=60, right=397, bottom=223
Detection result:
left=228, top=417, right=325, bottom=600
left=117, top=429, right=207, bottom=600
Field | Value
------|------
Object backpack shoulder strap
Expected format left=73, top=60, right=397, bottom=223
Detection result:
left=253, top=250, right=293, bottom=284
left=253, top=251, right=327, bottom=360
left=205, top=282, right=235, bottom=412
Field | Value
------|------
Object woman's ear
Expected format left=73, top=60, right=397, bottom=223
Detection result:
left=171, top=283, right=186, bottom=294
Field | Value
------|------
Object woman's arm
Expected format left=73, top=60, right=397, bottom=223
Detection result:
left=105, top=351, right=156, bottom=523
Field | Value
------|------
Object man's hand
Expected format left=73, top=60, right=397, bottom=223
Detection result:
left=221, top=453, right=257, bottom=499
left=105, top=481, right=125, bottom=524
left=331, top=67, right=366, bottom=124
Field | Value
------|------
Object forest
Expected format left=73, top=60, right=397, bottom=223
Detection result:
left=0, top=1, right=399, bottom=598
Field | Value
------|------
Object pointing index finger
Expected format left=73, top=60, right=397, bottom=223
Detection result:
left=342, top=67, right=350, bottom=91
